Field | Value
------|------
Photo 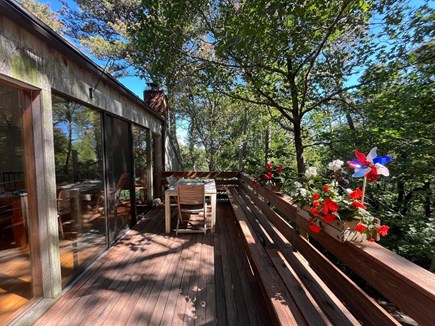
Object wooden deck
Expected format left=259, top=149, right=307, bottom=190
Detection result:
left=34, top=200, right=272, bottom=325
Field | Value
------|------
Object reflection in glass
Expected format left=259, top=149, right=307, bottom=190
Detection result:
left=52, top=95, right=105, bottom=285
left=0, top=84, right=32, bottom=324
left=105, top=116, right=132, bottom=243
left=133, top=125, right=151, bottom=218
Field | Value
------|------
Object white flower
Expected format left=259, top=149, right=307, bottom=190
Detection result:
left=344, top=188, right=353, bottom=195
left=308, top=179, right=315, bottom=185
left=328, top=159, right=344, bottom=171
left=305, top=167, right=318, bottom=178
left=294, top=181, right=302, bottom=189
left=299, top=188, right=307, bottom=197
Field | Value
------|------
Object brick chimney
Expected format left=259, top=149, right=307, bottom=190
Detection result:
left=143, top=82, right=168, bottom=119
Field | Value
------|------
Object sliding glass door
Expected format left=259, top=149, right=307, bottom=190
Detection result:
left=52, top=94, right=106, bottom=284
left=104, top=115, right=133, bottom=244
left=0, top=83, right=33, bottom=324
left=133, top=125, right=151, bottom=218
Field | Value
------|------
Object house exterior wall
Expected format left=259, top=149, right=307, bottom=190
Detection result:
left=0, top=2, right=177, bottom=324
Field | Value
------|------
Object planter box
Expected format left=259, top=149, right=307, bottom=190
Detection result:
left=265, top=183, right=282, bottom=192
left=296, top=207, right=380, bottom=242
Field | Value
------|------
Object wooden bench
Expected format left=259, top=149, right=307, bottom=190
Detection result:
left=226, top=185, right=399, bottom=326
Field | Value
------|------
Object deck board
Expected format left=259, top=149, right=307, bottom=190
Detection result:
left=34, top=200, right=271, bottom=325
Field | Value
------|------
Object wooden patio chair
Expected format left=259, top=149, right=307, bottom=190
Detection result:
left=57, top=189, right=74, bottom=239
left=176, top=184, right=207, bottom=235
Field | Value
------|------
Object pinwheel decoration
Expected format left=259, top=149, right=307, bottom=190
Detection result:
left=348, top=147, right=392, bottom=203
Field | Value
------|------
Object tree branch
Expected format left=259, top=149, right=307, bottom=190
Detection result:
left=303, top=78, right=377, bottom=116
left=299, top=0, right=353, bottom=110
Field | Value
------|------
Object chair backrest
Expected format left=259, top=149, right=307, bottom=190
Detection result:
left=176, top=184, right=205, bottom=206
left=57, top=190, right=71, bottom=214
left=115, top=173, right=128, bottom=190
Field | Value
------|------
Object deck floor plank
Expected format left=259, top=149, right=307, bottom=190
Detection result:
left=160, top=234, right=194, bottom=325
left=170, top=234, right=200, bottom=326
left=34, top=202, right=272, bottom=326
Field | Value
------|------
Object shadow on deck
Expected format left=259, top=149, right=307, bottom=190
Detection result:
left=34, top=200, right=272, bottom=326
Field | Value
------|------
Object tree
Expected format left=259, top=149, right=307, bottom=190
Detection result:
left=19, top=0, right=65, bottom=32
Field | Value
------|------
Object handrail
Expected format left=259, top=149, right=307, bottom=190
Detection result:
left=162, top=171, right=239, bottom=188
left=238, top=172, right=435, bottom=326
left=161, top=171, right=435, bottom=324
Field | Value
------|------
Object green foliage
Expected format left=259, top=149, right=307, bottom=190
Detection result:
left=19, top=0, right=65, bottom=32
left=54, top=0, right=434, bottom=270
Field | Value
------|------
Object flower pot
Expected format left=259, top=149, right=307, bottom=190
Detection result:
left=297, top=207, right=380, bottom=242
left=265, top=183, right=282, bottom=192
left=322, top=219, right=380, bottom=242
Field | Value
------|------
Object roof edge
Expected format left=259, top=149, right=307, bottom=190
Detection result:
left=0, top=0, right=164, bottom=121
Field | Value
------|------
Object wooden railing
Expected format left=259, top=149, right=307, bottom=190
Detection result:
left=161, top=171, right=239, bottom=189
left=162, top=171, right=435, bottom=325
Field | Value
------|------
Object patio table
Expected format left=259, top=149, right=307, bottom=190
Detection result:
left=164, top=179, right=217, bottom=233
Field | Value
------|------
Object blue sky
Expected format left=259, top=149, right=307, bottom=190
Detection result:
left=38, top=0, right=147, bottom=99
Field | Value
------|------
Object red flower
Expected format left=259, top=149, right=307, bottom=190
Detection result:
left=323, top=185, right=330, bottom=192
left=351, top=201, right=366, bottom=210
left=348, top=188, right=363, bottom=200
left=309, top=223, right=321, bottom=233
left=276, top=166, right=283, bottom=173
left=312, top=193, right=319, bottom=200
left=322, top=214, right=337, bottom=223
left=376, top=225, right=389, bottom=236
left=368, top=238, right=375, bottom=242
left=313, top=200, right=320, bottom=207
left=310, top=207, right=319, bottom=216
left=263, top=173, right=272, bottom=180
left=355, top=223, right=367, bottom=233
left=267, top=163, right=273, bottom=169
left=308, top=217, right=313, bottom=223
left=322, top=198, right=339, bottom=213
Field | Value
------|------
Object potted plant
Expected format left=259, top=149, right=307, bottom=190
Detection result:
left=291, top=149, right=391, bottom=242
left=252, top=162, right=285, bottom=192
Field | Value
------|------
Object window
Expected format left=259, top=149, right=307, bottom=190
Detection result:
left=52, top=94, right=105, bottom=284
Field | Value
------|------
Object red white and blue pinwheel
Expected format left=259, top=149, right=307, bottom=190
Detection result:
left=347, top=147, right=392, bottom=183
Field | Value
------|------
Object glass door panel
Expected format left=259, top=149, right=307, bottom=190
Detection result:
left=0, top=83, right=33, bottom=324
left=133, top=125, right=151, bottom=218
left=52, top=95, right=105, bottom=285
left=104, top=115, right=132, bottom=244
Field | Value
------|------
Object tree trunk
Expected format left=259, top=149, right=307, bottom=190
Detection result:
left=188, top=120, right=195, bottom=169
left=238, top=109, right=249, bottom=171
left=345, top=113, right=355, bottom=130
left=293, top=119, right=305, bottom=176
left=264, top=124, right=270, bottom=166
left=63, top=116, right=73, bottom=174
